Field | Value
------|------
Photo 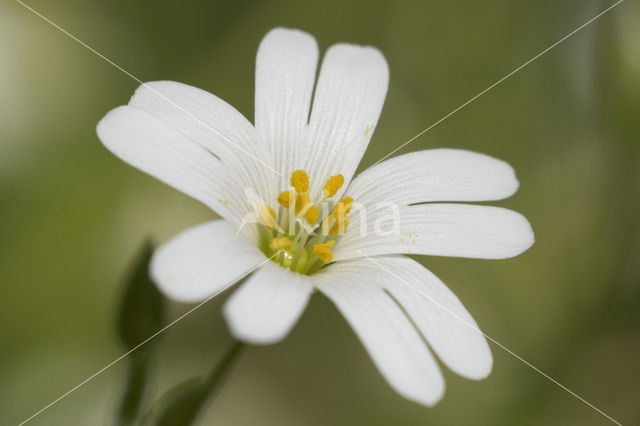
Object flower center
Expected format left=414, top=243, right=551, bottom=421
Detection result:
left=257, top=169, right=352, bottom=275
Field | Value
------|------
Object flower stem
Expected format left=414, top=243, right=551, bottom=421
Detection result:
left=150, top=341, right=246, bottom=426
left=204, top=341, right=245, bottom=401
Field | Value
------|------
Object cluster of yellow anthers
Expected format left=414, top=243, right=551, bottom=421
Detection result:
left=258, top=169, right=353, bottom=274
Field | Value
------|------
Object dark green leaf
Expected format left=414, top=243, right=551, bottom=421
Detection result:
left=118, top=351, right=151, bottom=426
left=116, top=240, right=166, bottom=349
left=148, top=342, right=245, bottom=426
left=153, top=377, right=209, bottom=426
left=116, top=240, right=167, bottom=425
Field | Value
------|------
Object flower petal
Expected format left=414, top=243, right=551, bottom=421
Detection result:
left=314, top=267, right=444, bottom=406
left=97, top=106, right=251, bottom=229
left=255, top=28, right=318, bottom=190
left=151, top=221, right=265, bottom=303
left=129, top=81, right=276, bottom=205
left=305, top=44, right=389, bottom=199
left=223, top=262, right=314, bottom=344
left=335, top=256, right=492, bottom=380
left=334, top=204, right=534, bottom=261
left=347, top=149, right=519, bottom=206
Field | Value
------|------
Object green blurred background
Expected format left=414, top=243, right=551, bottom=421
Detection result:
left=1, top=0, right=639, bottom=424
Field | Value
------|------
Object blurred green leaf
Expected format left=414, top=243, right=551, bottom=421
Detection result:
left=148, top=342, right=245, bottom=426
left=152, top=377, right=209, bottom=426
left=119, top=351, right=151, bottom=426
left=116, top=240, right=167, bottom=425
left=116, top=240, right=165, bottom=349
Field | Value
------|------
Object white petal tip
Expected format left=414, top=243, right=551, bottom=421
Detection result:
left=260, top=27, right=318, bottom=52
left=149, top=249, right=210, bottom=304
left=480, top=208, right=535, bottom=259
left=506, top=214, right=535, bottom=258
left=222, top=264, right=314, bottom=345
left=399, top=383, right=445, bottom=408
left=326, top=43, right=389, bottom=75
left=95, top=107, right=122, bottom=146
left=128, top=80, right=176, bottom=104
left=497, top=159, right=520, bottom=199
left=222, top=303, right=288, bottom=345
left=148, top=221, right=263, bottom=304
left=464, top=355, right=494, bottom=381
left=95, top=106, right=146, bottom=156
left=446, top=340, right=493, bottom=381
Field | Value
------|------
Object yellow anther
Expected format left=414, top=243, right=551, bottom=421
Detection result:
left=280, top=237, right=293, bottom=250
left=290, top=170, right=309, bottom=193
left=305, top=205, right=319, bottom=224
left=314, top=240, right=336, bottom=263
left=270, top=237, right=292, bottom=250
left=294, top=192, right=310, bottom=216
left=322, top=174, right=344, bottom=198
left=334, top=196, right=353, bottom=215
left=278, top=190, right=294, bottom=208
left=260, top=205, right=277, bottom=230
left=328, top=216, right=350, bottom=236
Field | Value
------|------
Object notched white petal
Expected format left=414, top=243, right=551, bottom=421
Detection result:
left=314, top=270, right=445, bottom=406
left=128, top=80, right=275, bottom=207
left=223, top=262, right=314, bottom=345
left=128, top=81, right=258, bottom=153
left=96, top=105, right=251, bottom=227
left=305, top=43, right=389, bottom=200
left=353, top=256, right=493, bottom=380
left=255, top=27, right=319, bottom=186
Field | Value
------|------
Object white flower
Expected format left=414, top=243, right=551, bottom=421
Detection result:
left=97, top=27, right=534, bottom=406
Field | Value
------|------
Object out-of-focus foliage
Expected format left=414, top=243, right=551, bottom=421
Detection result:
left=116, top=241, right=164, bottom=350
left=1, top=0, right=638, bottom=425
left=116, top=241, right=165, bottom=425
left=144, top=342, right=244, bottom=426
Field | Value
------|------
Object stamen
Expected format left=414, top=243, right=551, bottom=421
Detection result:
left=278, top=190, right=294, bottom=208
left=270, top=237, right=293, bottom=250
left=291, top=170, right=309, bottom=193
left=305, top=205, right=319, bottom=224
left=259, top=169, right=353, bottom=273
left=314, top=240, right=335, bottom=263
left=260, top=205, right=277, bottom=230
left=328, top=216, right=350, bottom=236
left=321, top=215, right=334, bottom=235
left=322, top=174, right=344, bottom=198
left=335, top=196, right=353, bottom=214
left=280, top=237, right=292, bottom=250
left=294, top=192, right=310, bottom=216
left=321, top=196, right=354, bottom=235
